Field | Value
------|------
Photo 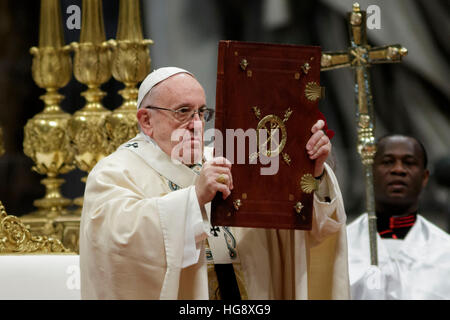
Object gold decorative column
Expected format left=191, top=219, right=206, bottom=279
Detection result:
left=69, top=0, right=112, bottom=210
left=105, top=0, right=153, bottom=152
left=23, top=0, right=74, bottom=220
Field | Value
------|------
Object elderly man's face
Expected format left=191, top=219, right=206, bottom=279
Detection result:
left=137, top=73, right=206, bottom=164
left=373, top=136, right=429, bottom=209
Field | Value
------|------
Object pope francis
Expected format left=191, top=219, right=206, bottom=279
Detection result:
left=79, top=67, right=350, bottom=300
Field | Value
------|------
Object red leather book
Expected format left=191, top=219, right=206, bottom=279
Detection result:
left=212, top=40, right=323, bottom=230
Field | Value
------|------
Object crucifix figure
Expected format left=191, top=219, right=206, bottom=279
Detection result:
left=320, top=3, right=408, bottom=266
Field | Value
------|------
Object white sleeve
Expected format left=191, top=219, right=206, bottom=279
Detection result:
left=157, top=185, right=211, bottom=268
left=310, top=163, right=347, bottom=244
left=80, top=156, right=212, bottom=299
left=82, top=164, right=210, bottom=271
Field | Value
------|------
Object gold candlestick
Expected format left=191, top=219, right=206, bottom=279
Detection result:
left=69, top=0, right=112, bottom=211
left=23, top=0, right=74, bottom=218
left=105, top=0, right=153, bottom=152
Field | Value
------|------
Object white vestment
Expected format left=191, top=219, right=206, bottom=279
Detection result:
left=347, top=214, right=450, bottom=300
left=80, top=133, right=350, bottom=299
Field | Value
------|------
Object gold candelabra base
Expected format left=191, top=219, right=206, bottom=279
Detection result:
left=33, top=177, right=72, bottom=218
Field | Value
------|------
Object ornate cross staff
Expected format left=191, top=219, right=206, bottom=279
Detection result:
left=320, top=3, right=407, bottom=265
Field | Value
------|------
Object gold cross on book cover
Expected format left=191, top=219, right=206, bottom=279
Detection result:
left=212, top=40, right=324, bottom=230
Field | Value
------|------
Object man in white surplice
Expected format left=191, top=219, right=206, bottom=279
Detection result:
left=79, top=67, right=350, bottom=300
left=347, top=134, right=450, bottom=299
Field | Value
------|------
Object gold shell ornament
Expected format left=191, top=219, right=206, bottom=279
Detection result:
left=300, top=174, right=318, bottom=194
left=304, top=82, right=323, bottom=101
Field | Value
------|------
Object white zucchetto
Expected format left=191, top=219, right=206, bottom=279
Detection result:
left=136, top=67, right=193, bottom=109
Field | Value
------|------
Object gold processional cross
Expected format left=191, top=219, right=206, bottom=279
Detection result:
left=320, top=3, right=407, bottom=265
